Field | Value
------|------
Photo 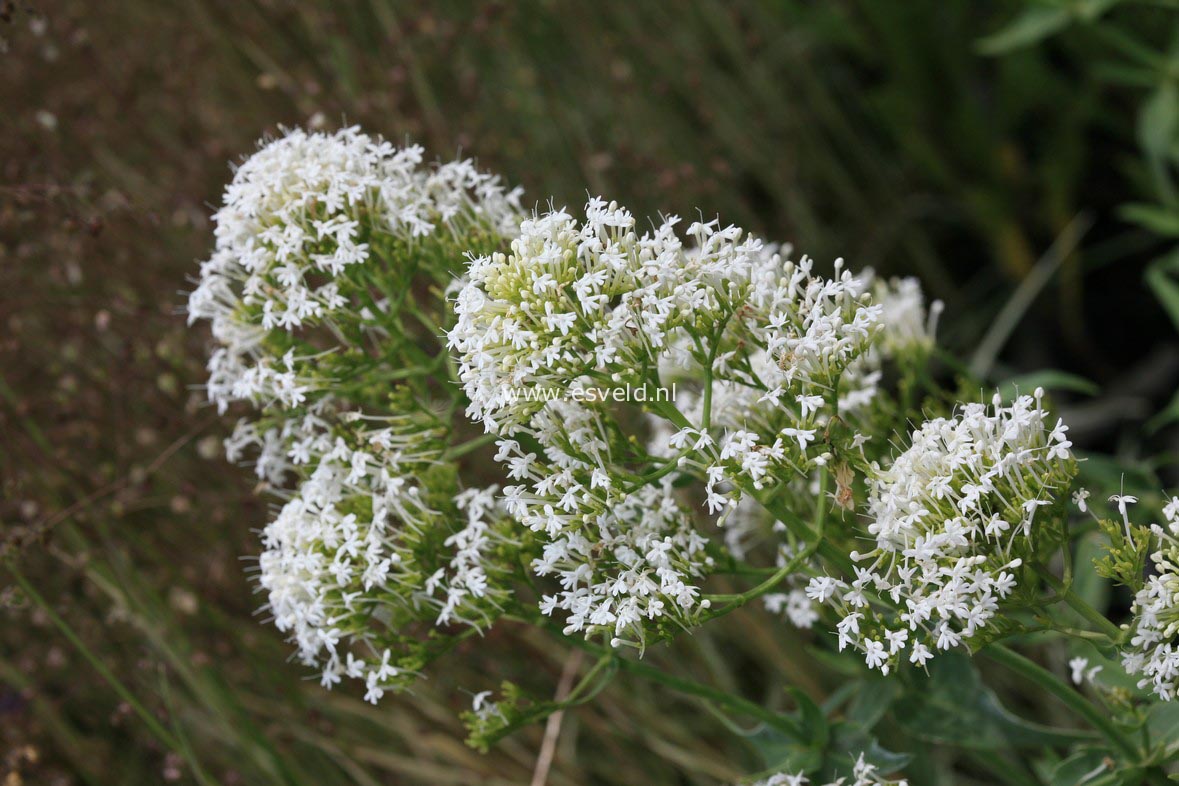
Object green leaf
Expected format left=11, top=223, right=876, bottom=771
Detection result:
left=828, top=721, right=911, bottom=777
left=1076, top=0, right=1123, bottom=21
left=894, top=653, right=1097, bottom=749
left=1119, top=203, right=1179, bottom=237
left=998, top=370, right=1100, bottom=400
left=1048, top=748, right=1112, bottom=786
left=787, top=687, right=830, bottom=751
left=752, top=720, right=910, bottom=782
left=1072, top=531, right=1110, bottom=614
left=1147, top=387, right=1179, bottom=434
left=844, top=679, right=901, bottom=731
left=1139, top=83, right=1179, bottom=161
left=1145, top=250, right=1179, bottom=333
left=751, top=684, right=908, bottom=781
left=1147, top=702, right=1179, bottom=757
left=750, top=726, right=823, bottom=775
left=977, top=6, right=1070, bottom=55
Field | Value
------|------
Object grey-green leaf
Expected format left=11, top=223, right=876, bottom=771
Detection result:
left=978, top=6, right=1071, bottom=55
left=894, top=653, right=1098, bottom=749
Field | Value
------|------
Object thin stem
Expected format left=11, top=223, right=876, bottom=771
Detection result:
left=7, top=563, right=183, bottom=754
left=622, top=448, right=693, bottom=493
left=443, top=431, right=499, bottom=461
left=479, top=653, right=618, bottom=748
left=612, top=648, right=804, bottom=738
left=706, top=467, right=829, bottom=612
left=1037, top=566, right=1123, bottom=643
left=529, top=620, right=804, bottom=738
left=984, top=644, right=1139, bottom=762
left=756, top=490, right=855, bottom=578
left=700, top=317, right=731, bottom=432
left=647, top=396, right=694, bottom=431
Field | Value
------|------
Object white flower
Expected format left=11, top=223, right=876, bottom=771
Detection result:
left=818, top=391, right=1075, bottom=672
left=1110, top=493, right=1138, bottom=524
left=188, top=125, right=522, bottom=424
left=1121, top=523, right=1179, bottom=700
left=502, top=399, right=713, bottom=644
left=449, top=198, right=881, bottom=433
left=1068, top=656, right=1102, bottom=686
left=256, top=414, right=512, bottom=701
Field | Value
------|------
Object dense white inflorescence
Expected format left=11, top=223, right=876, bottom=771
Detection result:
left=188, top=127, right=525, bottom=702
left=448, top=198, right=883, bottom=434
left=448, top=198, right=902, bottom=643
left=187, top=125, right=522, bottom=418
left=1122, top=499, right=1179, bottom=700
left=257, top=414, right=512, bottom=702
left=497, top=399, right=712, bottom=645
left=811, top=390, right=1076, bottom=673
left=643, top=272, right=938, bottom=629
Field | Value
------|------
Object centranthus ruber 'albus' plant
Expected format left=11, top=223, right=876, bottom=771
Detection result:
left=188, top=124, right=1179, bottom=783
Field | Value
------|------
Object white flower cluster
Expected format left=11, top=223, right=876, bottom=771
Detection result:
left=449, top=198, right=901, bottom=643
left=187, top=125, right=522, bottom=415
left=224, top=402, right=336, bottom=485
left=497, top=400, right=712, bottom=645
left=188, top=127, right=527, bottom=703
left=812, top=390, right=1075, bottom=673
left=258, top=415, right=511, bottom=702
left=649, top=272, right=935, bottom=512
left=1122, top=498, right=1179, bottom=700
left=750, top=755, right=908, bottom=786
left=653, top=272, right=936, bottom=431
left=449, top=199, right=882, bottom=434
left=867, top=273, right=942, bottom=358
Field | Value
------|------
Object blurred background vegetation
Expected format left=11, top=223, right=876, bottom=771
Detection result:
left=4, top=1, right=1179, bottom=783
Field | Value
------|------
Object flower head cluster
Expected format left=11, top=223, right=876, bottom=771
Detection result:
left=187, top=125, right=522, bottom=417
left=188, top=126, right=528, bottom=703
left=497, top=399, right=712, bottom=645
left=449, top=199, right=882, bottom=434
left=866, top=273, right=942, bottom=358
left=812, top=390, right=1076, bottom=672
left=449, top=198, right=904, bottom=643
left=1121, top=499, right=1179, bottom=700
left=448, top=198, right=902, bottom=644
left=258, top=413, right=514, bottom=702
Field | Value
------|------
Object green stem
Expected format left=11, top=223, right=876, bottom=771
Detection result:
left=478, top=654, right=618, bottom=748
left=443, top=431, right=499, bottom=461
left=534, top=622, right=804, bottom=738
left=756, top=489, right=854, bottom=578
left=614, top=652, right=803, bottom=737
left=647, top=396, right=694, bottom=431
left=984, top=644, right=1139, bottom=762
left=700, top=318, right=731, bottom=432
left=7, top=563, right=183, bottom=754
left=707, top=467, right=829, bottom=612
left=608, top=647, right=803, bottom=737
left=1037, top=567, right=1123, bottom=643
